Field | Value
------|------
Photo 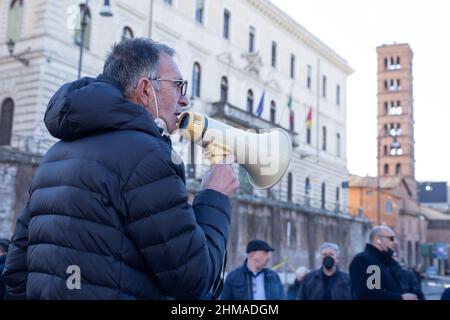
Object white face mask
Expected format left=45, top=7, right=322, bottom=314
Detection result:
left=148, top=83, right=170, bottom=138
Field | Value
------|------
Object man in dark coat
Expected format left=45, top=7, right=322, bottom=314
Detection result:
left=349, top=226, right=418, bottom=300
left=297, top=242, right=351, bottom=300
left=221, top=240, right=285, bottom=300
left=2, top=39, right=238, bottom=300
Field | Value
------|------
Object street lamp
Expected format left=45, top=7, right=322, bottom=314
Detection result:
left=6, top=38, right=30, bottom=66
left=99, top=0, right=113, bottom=17
left=77, top=0, right=113, bottom=79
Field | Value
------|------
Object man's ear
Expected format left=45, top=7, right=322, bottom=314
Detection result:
left=135, top=77, right=151, bottom=105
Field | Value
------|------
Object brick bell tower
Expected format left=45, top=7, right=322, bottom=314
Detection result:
left=376, top=43, right=416, bottom=197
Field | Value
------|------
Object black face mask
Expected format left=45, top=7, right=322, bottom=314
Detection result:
left=322, top=256, right=335, bottom=270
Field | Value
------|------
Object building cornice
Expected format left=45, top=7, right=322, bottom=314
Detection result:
left=116, top=1, right=147, bottom=20
left=154, top=22, right=182, bottom=40
left=246, top=0, right=354, bottom=75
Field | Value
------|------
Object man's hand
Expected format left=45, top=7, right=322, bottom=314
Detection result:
left=401, top=293, right=418, bottom=300
left=201, top=156, right=239, bottom=197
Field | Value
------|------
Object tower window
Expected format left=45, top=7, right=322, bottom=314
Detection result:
left=396, top=163, right=401, bottom=176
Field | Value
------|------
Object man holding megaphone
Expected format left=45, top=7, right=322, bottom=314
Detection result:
left=3, top=39, right=238, bottom=300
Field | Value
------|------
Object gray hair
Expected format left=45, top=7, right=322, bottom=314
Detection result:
left=369, top=225, right=394, bottom=242
left=103, top=38, right=175, bottom=98
left=319, top=242, right=340, bottom=257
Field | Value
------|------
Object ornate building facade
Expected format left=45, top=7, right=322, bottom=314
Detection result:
left=0, top=0, right=370, bottom=274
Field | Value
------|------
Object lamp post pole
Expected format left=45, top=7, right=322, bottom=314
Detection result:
left=77, top=0, right=113, bottom=79
left=77, top=0, right=89, bottom=80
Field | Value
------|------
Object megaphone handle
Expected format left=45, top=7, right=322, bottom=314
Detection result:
left=205, top=142, right=231, bottom=165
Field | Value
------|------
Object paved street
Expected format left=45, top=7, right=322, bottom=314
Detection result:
left=423, top=279, right=450, bottom=300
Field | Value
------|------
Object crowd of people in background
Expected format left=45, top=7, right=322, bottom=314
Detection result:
left=1, top=226, right=449, bottom=300
left=220, top=225, right=450, bottom=301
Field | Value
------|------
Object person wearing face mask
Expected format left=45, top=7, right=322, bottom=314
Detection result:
left=296, top=242, right=351, bottom=300
left=349, top=225, right=418, bottom=300
left=221, top=240, right=285, bottom=300
left=2, top=39, right=239, bottom=300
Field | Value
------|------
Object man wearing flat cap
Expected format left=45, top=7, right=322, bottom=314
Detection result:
left=221, top=239, right=285, bottom=300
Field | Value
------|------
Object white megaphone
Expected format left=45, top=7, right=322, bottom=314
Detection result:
left=176, top=111, right=292, bottom=189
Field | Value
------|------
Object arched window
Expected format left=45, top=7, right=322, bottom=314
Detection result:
left=287, top=172, right=293, bottom=202
left=322, top=126, right=327, bottom=151
left=384, top=145, right=388, bottom=156
left=0, top=98, right=15, bottom=146
left=305, top=177, right=311, bottom=197
left=384, top=164, right=389, bottom=175
left=321, top=182, right=326, bottom=209
left=191, top=62, right=201, bottom=98
left=270, top=101, right=276, bottom=124
left=121, top=26, right=134, bottom=41
left=336, top=133, right=341, bottom=157
left=75, top=4, right=92, bottom=50
left=246, top=89, right=254, bottom=114
left=396, top=163, right=401, bottom=176
left=220, top=76, right=228, bottom=102
left=384, top=102, right=388, bottom=114
left=7, top=0, right=24, bottom=41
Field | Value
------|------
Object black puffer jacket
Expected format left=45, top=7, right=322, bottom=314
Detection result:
left=349, top=244, right=403, bottom=300
left=2, top=75, right=232, bottom=300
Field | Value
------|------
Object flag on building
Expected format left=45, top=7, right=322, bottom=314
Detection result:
left=287, top=94, right=293, bottom=109
left=256, top=91, right=265, bottom=117
left=306, top=107, right=313, bottom=128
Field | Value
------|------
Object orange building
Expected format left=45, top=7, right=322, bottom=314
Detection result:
left=349, top=175, right=400, bottom=228
left=349, top=175, right=427, bottom=267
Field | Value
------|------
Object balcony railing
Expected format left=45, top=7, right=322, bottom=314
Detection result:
left=209, top=101, right=299, bottom=147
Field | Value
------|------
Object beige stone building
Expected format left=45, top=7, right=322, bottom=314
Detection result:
left=0, top=0, right=370, bottom=275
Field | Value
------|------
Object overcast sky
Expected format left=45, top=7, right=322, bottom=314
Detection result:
left=271, top=0, right=450, bottom=182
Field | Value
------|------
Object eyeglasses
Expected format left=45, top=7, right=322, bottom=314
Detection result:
left=151, top=78, right=188, bottom=96
left=378, top=235, right=395, bottom=242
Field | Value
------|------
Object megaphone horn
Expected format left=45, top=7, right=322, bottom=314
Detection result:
left=176, top=111, right=292, bottom=190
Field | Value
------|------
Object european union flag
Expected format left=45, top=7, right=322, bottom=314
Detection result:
left=256, top=91, right=265, bottom=117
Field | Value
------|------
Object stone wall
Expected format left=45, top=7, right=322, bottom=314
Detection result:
left=226, top=193, right=371, bottom=273
left=0, top=147, right=42, bottom=238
